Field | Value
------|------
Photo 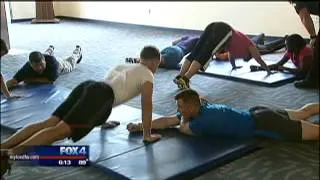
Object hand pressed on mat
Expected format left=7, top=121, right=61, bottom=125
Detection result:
left=143, top=134, right=162, bottom=143
left=231, top=66, right=242, bottom=70
left=127, top=123, right=162, bottom=143
left=7, top=95, right=23, bottom=100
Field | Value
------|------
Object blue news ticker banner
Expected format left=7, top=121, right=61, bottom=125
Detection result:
left=11, top=145, right=89, bottom=166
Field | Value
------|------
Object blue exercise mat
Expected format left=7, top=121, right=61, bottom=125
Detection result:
left=1, top=84, right=71, bottom=129
left=55, top=105, right=178, bottom=163
left=57, top=105, right=257, bottom=179
left=180, top=52, right=296, bottom=87
left=96, top=134, right=257, bottom=180
left=1, top=84, right=258, bottom=179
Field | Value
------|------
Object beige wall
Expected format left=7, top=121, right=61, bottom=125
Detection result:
left=10, top=1, right=319, bottom=38
left=10, top=1, right=35, bottom=19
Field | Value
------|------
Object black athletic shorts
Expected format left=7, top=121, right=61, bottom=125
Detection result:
left=52, top=80, right=114, bottom=142
left=186, top=22, right=232, bottom=70
left=249, top=106, right=302, bottom=141
left=293, top=1, right=320, bottom=16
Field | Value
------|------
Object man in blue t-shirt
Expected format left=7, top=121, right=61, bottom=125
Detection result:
left=127, top=89, right=319, bottom=141
left=6, top=45, right=83, bottom=89
left=125, top=36, right=199, bottom=69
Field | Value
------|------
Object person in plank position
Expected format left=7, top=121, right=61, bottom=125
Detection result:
left=126, top=33, right=285, bottom=70
left=6, top=45, right=82, bottom=89
left=126, top=36, right=199, bottom=69
left=173, top=22, right=271, bottom=89
left=215, top=33, right=287, bottom=61
left=127, top=89, right=319, bottom=141
left=250, top=34, right=313, bottom=80
left=0, top=45, right=162, bottom=178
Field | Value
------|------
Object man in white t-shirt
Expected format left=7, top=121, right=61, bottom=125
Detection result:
left=0, top=46, right=161, bottom=176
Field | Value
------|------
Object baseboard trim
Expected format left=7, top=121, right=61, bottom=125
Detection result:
left=11, top=18, right=33, bottom=23
left=23, top=16, right=307, bottom=41
left=56, top=16, right=204, bottom=35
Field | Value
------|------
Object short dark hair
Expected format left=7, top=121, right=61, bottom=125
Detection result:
left=140, top=45, right=160, bottom=61
left=0, top=39, right=9, bottom=55
left=29, top=51, right=45, bottom=64
left=175, top=88, right=201, bottom=106
left=286, top=34, right=307, bottom=56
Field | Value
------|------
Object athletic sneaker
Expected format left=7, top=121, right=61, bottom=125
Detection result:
left=125, top=57, right=139, bottom=64
left=173, top=75, right=190, bottom=89
left=294, top=79, right=319, bottom=89
left=44, top=45, right=55, bottom=56
left=250, top=65, right=262, bottom=72
left=74, top=45, right=83, bottom=64
left=173, top=75, right=181, bottom=85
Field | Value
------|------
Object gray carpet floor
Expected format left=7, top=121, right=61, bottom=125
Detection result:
left=1, top=19, right=319, bottom=180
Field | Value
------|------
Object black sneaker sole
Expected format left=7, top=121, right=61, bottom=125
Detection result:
left=125, top=58, right=139, bottom=64
left=76, top=54, right=83, bottom=64
left=177, top=79, right=189, bottom=89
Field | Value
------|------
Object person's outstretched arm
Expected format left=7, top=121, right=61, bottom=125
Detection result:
left=228, top=53, right=236, bottom=69
left=275, top=54, right=290, bottom=67
left=127, top=115, right=180, bottom=132
left=248, top=45, right=271, bottom=74
left=228, top=53, right=242, bottom=70
left=140, top=81, right=162, bottom=142
left=250, top=54, right=290, bottom=72
left=1, top=73, right=12, bottom=98
left=266, top=54, right=290, bottom=70
left=280, top=66, right=298, bottom=74
left=127, top=115, right=194, bottom=135
left=23, top=77, right=54, bottom=84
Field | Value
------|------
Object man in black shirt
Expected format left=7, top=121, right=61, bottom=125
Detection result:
left=6, top=45, right=82, bottom=88
left=291, top=1, right=319, bottom=88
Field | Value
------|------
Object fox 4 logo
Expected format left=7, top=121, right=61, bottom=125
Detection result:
left=60, top=146, right=87, bottom=156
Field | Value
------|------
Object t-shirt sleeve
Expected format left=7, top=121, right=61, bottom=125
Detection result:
left=140, top=69, right=154, bottom=85
left=13, top=62, right=32, bottom=82
left=45, top=56, right=59, bottom=81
